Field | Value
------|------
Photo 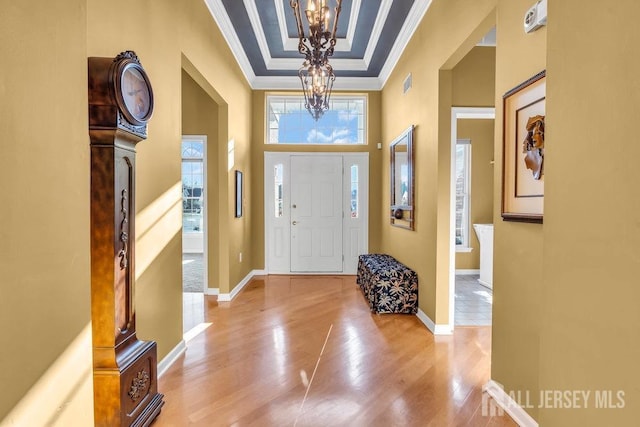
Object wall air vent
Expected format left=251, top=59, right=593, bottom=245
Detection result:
left=403, top=73, right=412, bottom=94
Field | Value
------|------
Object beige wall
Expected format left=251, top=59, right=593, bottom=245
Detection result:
left=452, top=46, right=496, bottom=107
left=0, top=0, right=92, bottom=422
left=250, top=91, right=383, bottom=268
left=490, top=0, right=546, bottom=419
left=380, top=0, right=543, bottom=419
left=181, top=70, right=221, bottom=288
left=1, top=0, right=254, bottom=423
left=4, top=0, right=640, bottom=425
left=380, top=0, right=497, bottom=324
left=85, top=0, right=254, bottom=355
left=537, top=0, right=640, bottom=424
left=455, top=119, right=494, bottom=270
left=451, top=46, right=496, bottom=270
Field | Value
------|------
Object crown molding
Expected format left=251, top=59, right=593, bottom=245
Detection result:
left=207, top=0, right=429, bottom=91
left=205, top=0, right=256, bottom=86
left=251, top=75, right=382, bottom=91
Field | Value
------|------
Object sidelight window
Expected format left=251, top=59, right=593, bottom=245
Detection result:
left=455, top=140, right=471, bottom=249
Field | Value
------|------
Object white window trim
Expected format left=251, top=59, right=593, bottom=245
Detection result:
left=448, top=107, right=496, bottom=334
left=455, top=139, right=472, bottom=251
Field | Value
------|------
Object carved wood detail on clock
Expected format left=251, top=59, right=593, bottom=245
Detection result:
left=89, top=51, right=164, bottom=427
left=128, top=370, right=151, bottom=402
left=118, top=188, right=129, bottom=270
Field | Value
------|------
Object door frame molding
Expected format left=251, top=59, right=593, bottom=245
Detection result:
left=264, top=152, right=369, bottom=275
left=448, top=108, right=495, bottom=331
left=181, top=134, right=208, bottom=292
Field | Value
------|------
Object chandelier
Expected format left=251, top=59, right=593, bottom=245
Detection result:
left=290, top=0, right=342, bottom=120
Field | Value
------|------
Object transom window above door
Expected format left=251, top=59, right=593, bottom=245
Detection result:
left=266, top=95, right=366, bottom=145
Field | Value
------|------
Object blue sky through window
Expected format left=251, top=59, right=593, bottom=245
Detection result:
left=268, top=95, right=366, bottom=144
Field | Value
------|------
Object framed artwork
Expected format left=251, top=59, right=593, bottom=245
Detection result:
left=501, top=70, right=546, bottom=223
left=235, top=170, right=243, bottom=218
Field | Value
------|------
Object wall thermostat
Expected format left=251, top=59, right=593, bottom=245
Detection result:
left=524, top=0, right=547, bottom=33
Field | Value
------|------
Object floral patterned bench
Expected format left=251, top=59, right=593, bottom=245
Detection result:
left=356, top=254, right=418, bottom=314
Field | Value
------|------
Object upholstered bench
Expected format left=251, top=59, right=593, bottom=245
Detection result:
left=356, top=254, right=418, bottom=314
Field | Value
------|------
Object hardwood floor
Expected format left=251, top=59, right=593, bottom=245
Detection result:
left=157, top=275, right=516, bottom=426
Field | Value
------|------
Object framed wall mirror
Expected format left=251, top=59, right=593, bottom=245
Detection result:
left=390, top=125, right=415, bottom=229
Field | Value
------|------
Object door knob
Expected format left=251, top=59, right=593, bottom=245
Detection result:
left=292, top=204, right=297, bottom=208
left=292, top=221, right=298, bottom=225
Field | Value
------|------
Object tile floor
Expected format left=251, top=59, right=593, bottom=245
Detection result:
left=183, top=292, right=205, bottom=334
left=182, top=253, right=205, bottom=333
left=182, top=253, right=204, bottom=293
left=454, top=274, right=493, bottom=326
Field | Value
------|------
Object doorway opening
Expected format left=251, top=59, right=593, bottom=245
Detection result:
left=181, top=136, right=208, bottom=333
left=449, top=108, right=495, bottom=328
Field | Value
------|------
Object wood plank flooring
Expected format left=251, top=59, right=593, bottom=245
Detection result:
left=157, top=275, right=516, bottom=426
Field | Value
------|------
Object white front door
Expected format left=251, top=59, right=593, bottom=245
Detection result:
left=290, top=155, right=343, bottom=272
left=264, top=152, right=368, bottom=274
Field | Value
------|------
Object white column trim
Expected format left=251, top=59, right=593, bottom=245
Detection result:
left=218, top=269, right=267, bottom=302
left=416, top=308, right=453, bottom=335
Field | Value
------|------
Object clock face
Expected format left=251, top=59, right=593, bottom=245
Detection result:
left=120, top=65, right=152, bottom=123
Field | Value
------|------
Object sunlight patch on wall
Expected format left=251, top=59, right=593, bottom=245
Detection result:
left=136, top=182, right=183, bottom=280
left=228, top=138, right=235, bottom=171
left=0, top=324, right=93, bottom=427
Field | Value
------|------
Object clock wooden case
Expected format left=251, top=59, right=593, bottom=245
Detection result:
left=88, top=51, right=164, bottom=426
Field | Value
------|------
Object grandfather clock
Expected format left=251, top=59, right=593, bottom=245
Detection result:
left=88, top=51, right=164, bottom=426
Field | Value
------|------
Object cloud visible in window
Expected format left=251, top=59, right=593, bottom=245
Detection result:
left=338, top=110, right=359, bottom=122
left=307, top=128, right=351, bottom=144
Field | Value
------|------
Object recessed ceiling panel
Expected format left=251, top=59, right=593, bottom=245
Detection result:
left=209, top=0, right=431, bottom=90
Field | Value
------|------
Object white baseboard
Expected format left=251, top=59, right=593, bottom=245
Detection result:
left=218, top=269, right=266, bottom=302
left=455, top=269, right=480, bottom=275
left=158, top=340, right=187, bottom=378
left=205, top=287, right=219, bottom=296
left=416, top=308, right=453, bottom=335
left=478, top=279, right=493, bottom=289
left=483, top=380, right=539, bottom=427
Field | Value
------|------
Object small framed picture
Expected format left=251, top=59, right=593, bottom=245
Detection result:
left=235, top=170, right=243, bottom=218
left=501, top=70, right=546, bottom=223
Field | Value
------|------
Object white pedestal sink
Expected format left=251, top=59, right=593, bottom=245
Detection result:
left=473, top=224, right=493, bottom=289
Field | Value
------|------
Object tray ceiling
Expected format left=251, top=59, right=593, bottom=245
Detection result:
left=204, top=0, right=434, bottom=91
